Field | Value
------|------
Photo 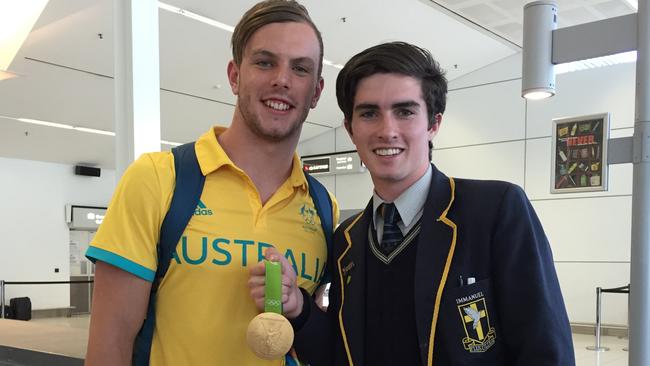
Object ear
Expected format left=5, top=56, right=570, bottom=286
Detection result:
left=428, top=113, right=443, bottom=140
left=310, top=77, right=325, bottom=109
left=227, top=60, right=240, bottom=95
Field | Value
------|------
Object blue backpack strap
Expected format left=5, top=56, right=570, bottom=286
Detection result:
left=156, top=142, right=205, bottom=280
left=304, top=172, right=333, bottom=285
left=285, top=354, right=299, bottom=366
left=132, top=142, right=206, bottom=366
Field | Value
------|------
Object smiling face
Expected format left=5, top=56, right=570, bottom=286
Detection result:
left=347, top=73, right=440, bottom=200
left=228, top=21, right=323, bottom=143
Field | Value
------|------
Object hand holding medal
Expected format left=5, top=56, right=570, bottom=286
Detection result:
left=247, top=259, right=295, bottom=360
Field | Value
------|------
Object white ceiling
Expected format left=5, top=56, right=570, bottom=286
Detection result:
left=433, top=0, right=636, bottom=45
left=0, top=0, right=636, bottom=169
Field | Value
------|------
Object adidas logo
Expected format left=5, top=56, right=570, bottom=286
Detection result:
left=194, top=200, right=213, bottom=216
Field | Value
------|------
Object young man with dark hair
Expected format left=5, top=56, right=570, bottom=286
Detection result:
left=85, top=1, right=337, bottom=365
left=251, top=41, right=574, bottom=365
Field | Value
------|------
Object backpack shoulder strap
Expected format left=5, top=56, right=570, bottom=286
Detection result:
left=132, top=142, right=205, bottom=366
left=304, top=172, right=333, bottom=285
left=156, top=142, right=206, bottom=281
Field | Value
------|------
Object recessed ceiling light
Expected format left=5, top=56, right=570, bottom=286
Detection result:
left=3, top=115, right=182, bottom=145
left=74, top=127, right=115, bottom=136
left=158, top=2, right=234, bottom=32
left=0, top=70, right=19, bottom=81
left=323, top=59, right=344, bottom=69
left=17, top=118, right=74, bottom=129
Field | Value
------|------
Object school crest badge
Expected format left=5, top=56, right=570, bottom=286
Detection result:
left=457, top=297, right=496, bottom=353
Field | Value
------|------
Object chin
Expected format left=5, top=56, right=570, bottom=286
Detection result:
left=261, top=126, right=301, bottom=142
left=371, top=170, right=403, bottom=181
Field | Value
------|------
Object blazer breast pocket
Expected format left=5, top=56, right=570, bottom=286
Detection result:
left=437, top=278, right=504, bottom=365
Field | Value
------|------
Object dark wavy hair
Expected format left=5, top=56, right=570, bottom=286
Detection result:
left=337, top=41, right=447, bottom=129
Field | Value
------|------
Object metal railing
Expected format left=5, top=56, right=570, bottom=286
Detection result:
left=586, top=284, right=629, bottom=352
left=0, top=279, right=94, bottom=319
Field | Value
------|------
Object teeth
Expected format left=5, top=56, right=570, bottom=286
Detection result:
left=375, top=148, right=401, bottom=156
left=265, top=100, right=290, bottom=111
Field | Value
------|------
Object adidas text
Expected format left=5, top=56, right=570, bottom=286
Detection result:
left=194, top=208, right=213, bottom=216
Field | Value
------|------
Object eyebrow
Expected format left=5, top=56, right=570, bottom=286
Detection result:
left=250, top=49, right=276, bottom=59
left=354, top=100, right=421, bottom=111
left=392, top=101, right=421, bottom=109
left=250, top=49, right=315, bottom=67
left=354, top=103, right=379, bottom=111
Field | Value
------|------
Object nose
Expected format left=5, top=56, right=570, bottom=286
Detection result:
left=271, top=64, right=291, bottom=89
left=377, top=114, right=398, bottom=140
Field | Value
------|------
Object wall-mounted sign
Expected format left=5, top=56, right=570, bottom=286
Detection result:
left=66, top=205, right=108, bottom=230
left=302, top=157, right=331, bottom=174
left=301, top=151, right=365, bottom=176
left=551, top=113, right=609, bottom=193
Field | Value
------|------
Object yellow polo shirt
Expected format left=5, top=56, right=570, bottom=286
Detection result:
left=87, top=127, right=338, bottom=365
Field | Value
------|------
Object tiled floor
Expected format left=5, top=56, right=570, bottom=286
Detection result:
left=4, top=316, right=634, bottom=365
left=30, top=314, right=90, bottom=330
left=573, top=333, right=630, bottom=366
left=0, top=317, right=88, bottom=359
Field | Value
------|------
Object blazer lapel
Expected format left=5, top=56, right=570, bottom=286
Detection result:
left=414, top=165, right=459, bottom=366
left=337, top=200, right=372, bottom=366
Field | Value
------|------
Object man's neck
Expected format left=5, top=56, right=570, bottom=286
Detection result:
left=218, top=120, right=299, bottom=205
left=373, top=163, right=430, bottom=202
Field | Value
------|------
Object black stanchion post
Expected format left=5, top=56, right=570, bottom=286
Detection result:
left=587, top=287, right=610, bottom=351
left=623, top=283, right=630, bottom=352
left=1, top=280, right=4, bottom=319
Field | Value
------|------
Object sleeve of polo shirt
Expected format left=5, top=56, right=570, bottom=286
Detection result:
left=86, top=152, right=174, bottom=282
left=329, top=192, right=340, bottom=227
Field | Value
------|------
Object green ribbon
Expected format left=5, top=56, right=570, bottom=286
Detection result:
left=264, top=260, right=282, bottom=314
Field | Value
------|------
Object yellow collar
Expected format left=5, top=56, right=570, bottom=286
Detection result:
left=194, top=126, right=308, bottom=190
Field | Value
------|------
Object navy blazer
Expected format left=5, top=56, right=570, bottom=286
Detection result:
left=294, top=165, right=575, bottom=366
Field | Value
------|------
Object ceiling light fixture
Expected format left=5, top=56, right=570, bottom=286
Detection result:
left=157, top=1, right=343, bottom=70
left=0, top=0, right=49, bottom=81
left=158, top=2, right=234, bottom=32
left=323, top=59, right=344, bottom=70
left=74, top=127, right=115, bottom=136
left=521, top=1, right=557, bottom=100
left=521, top=91, right=553, bottom=100
left=3, top=115, right=182, bottom=145
left=17, top=117, right=73, bottom=129
left=0, top=70, right=19, bottom=80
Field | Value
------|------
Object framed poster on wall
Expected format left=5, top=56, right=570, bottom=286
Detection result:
left=551, top=113, right=609, bottom=193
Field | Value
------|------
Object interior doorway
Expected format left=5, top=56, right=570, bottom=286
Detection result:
left=69, top=230, right=95, bottom=314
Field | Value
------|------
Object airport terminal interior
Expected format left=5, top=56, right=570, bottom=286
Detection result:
left=1, top=0, right=647, bottom=365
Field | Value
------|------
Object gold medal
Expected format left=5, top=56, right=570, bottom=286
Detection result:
left=247, top=260, right=293, bottom=360
left=246, top=312, right=294, bottom=360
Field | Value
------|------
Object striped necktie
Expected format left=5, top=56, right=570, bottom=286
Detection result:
left=380, top=202, right=403, bottom=256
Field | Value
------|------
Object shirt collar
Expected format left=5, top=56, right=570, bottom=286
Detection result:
left=373, top=164, right=432, bottom=229
left=194, top=126, right=307, bottom=190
